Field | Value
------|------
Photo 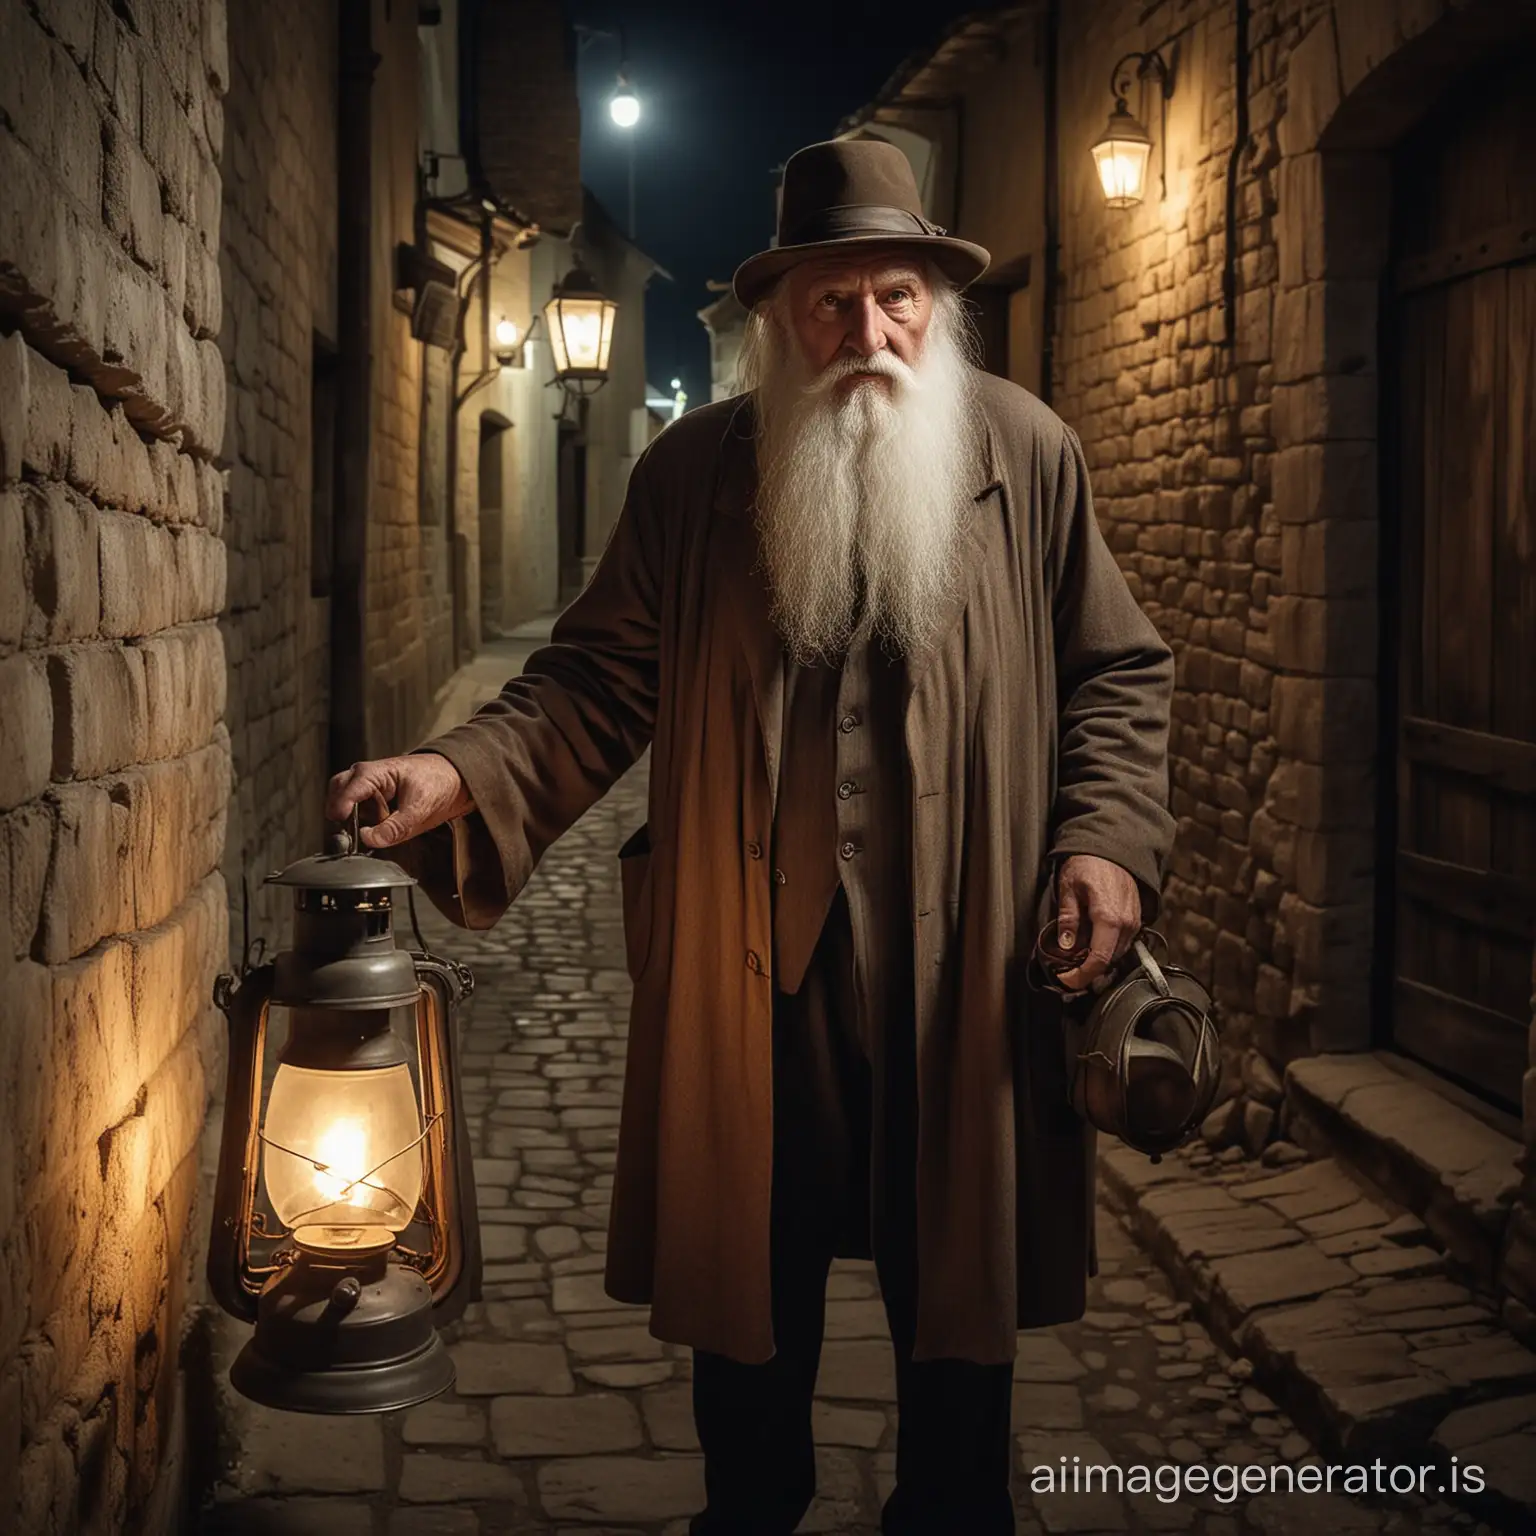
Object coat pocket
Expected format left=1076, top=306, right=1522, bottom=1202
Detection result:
left=618, top=822, right=654, bottom=982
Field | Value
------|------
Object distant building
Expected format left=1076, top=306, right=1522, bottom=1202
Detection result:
left=698, top=280, right=749, bottom=402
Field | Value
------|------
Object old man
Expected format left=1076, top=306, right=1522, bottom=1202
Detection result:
left=328, top=139, right=1174, bottom=1534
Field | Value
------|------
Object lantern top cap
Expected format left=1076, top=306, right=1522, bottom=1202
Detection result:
left=551, top=265, right=606, bottom=300
left=265, top=847, right=418, bottom=892
left=1093, top=103, right=1152, bottom=147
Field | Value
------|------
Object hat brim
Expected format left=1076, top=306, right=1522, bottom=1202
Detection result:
left=731, top=234, right=991, bottom=310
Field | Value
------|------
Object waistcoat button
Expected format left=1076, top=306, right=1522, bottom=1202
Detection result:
left=837, top=780, right=856, bottom=800
left=839, top=841, right=858, bottom=861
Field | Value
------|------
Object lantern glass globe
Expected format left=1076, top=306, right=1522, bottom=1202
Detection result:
left=1090, top=105, right=1153, bottom=208
left=610, top=89, right=640, bottom=129
left=262, top=1061, right=425, bottom=1252
left=494, top=318, right=519, bottom=349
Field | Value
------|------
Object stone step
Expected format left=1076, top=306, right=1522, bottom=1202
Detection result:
left=1100, top=1140, right=1536, bottom=1527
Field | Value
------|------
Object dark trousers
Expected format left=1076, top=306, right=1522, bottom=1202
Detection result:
left=690, top=892, right=1014, bottom=1535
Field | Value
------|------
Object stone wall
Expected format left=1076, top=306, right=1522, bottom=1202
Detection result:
left=218, top=0, right=337, bottom=953
left=365, top=0, right=463, bottom=757
left=1048, top=0, right=1536, bottom=1301
left=1052, top=0, right=1335, bottom=1143
left=0, top=0, right=229, bottom=1529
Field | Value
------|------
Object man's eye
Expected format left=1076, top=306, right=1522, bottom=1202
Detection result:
left=817, top=293, right=843, bottom=309
left=884, top=289, right=912, bottom=305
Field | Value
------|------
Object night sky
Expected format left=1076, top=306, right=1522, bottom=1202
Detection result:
left=564, top=0, right=990, bottom=407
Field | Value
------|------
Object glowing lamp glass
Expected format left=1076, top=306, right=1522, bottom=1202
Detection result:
left=543, top=272, right=618, bottom=391
left=262, top=1060, right=425, bottom=1252
left=494, top=318, right=519, bottom=349
left=610, top=89, right=640, bottom=128
left=1091, top=107, right=1152, bottom=209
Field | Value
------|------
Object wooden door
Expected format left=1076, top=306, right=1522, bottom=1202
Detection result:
left=1387, top=59, right=1536, bottom=1109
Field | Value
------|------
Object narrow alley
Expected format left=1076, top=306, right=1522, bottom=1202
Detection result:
left=200, top=638, right=1485, bottom=1536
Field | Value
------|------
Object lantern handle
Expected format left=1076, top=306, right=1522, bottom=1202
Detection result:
left=208, top=963, right=276, bottom=1324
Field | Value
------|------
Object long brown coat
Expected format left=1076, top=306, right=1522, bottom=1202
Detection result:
left=406, top=371, right=1174, bottom=1366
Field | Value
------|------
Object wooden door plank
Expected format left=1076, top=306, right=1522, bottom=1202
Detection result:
left=1397, top=850, right=1536, bottom=939
left=1401, top=717, right=1536, bottom=794
left=1394, top=978, right=1526, bottom=1111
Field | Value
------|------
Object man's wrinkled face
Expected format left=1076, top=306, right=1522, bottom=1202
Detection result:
left=737, top=247, right=979, bottom=663
left=783, top=250, right=934, bottom=384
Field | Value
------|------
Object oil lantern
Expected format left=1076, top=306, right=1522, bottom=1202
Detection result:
left=208, top=823, right=481, bottom=1414
left=542, top=259, right=618, bottom=396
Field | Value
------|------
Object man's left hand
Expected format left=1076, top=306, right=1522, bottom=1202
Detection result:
left=1052, top=854, right=1142, bottom=995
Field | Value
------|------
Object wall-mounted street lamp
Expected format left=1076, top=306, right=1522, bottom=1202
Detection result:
left=1090, top=49, right=1173, bottom=209
left=494, top=316, right=521, bottom=369
left=543, top=259, right=618, bottom=398
left=207, top=826, right=480, bottom=1413
left=609, top=72, right=640, bottom=129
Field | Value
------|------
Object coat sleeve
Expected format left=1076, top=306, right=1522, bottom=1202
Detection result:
left=399, top=451, right=664, bottom=930
left=1045, top=425, right=1175, bottom=919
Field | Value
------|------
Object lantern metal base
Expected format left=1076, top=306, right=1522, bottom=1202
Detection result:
left=230, top=1248, right=454, bottom=1414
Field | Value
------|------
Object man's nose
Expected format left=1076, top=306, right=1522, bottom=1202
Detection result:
left=845, top=296, right=886, bottom=356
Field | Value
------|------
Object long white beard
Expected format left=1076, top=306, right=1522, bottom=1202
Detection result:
left=740, top=290, right=981, bottom=664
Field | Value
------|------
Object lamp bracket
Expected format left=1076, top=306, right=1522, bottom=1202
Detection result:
left=1109, top=48, right=1173, bottom=110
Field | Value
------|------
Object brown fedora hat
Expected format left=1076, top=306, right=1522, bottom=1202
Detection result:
left=732, top=138, right=991, bottom=309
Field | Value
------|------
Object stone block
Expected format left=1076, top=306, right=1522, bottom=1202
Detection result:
left=0, top=655, right=52, bottom=811
left=98, top=511, right=177, bottom=638
left=227, top=1410, right=386, bottom=1496
left=0, top=4, right=56, bottom=158
left=65, top=385, right=111, bottom=502
left=1267, top=759, right=1374, bottom=833
left=139, top=1032, right=206, bottom=1205
left=1272, top=677, right=1377, bottom=764
left=1271, top=375, right=1376, bottom=447
left=448, top=1342, right=575, bottom=1396
left=37, top=781, right=130, bottom=963
left=397, top=1454, right=524, bottom=1504
left=103, top=122, right=162, bottom=276
left=1293, top=829, right=1376, bottom=907
left=137, top=624, right=225, bottom=760
left=2, top=801, right=53, bottom=960
left=1280, top=520, right=1377, bottom=599
left=1278, top=13, right=1342, bottom=158
left=537, top=1455, right=704, bottom=1523
left=22, top=345, right=72, bottom=482
left=110, top=741, right=230, bottom=933
left=46, top=644, right=150, bottom=779
left=0, top=332, right=27, bottom=485
left=1271, top=281, right=1378, bottom=384
left=21, top=941, right=136, bottom=1194
left=45, top=33, right=102, bottom=211
left=1270, top=595, right=1377, bottom=676
left=1278, top=152, right=1391, bottom=292
left=129, top=872, right=223, bottom=1086
left=22, top=482, right=100, bottom=644
left=174, top=526, right=227, bottom=621
left=1208, top=1244, right=1355, bottom=1317
left=490, top=1393, right=643, bottom=1457
left=1278, top=894, right=1374, bottom=997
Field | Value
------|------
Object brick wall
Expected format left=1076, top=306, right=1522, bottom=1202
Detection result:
left=217, top=0, right=337, bottom=954
left=0, top=0, right=229, bottom=1529
left=1051, top=0, right=1331, bottom=1140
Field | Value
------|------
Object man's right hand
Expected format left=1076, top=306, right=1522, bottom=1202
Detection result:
left=325, top=754, right=475, bottom=850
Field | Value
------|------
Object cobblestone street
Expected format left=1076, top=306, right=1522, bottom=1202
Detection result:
left=206, top=672, right=1494, bottom=1535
